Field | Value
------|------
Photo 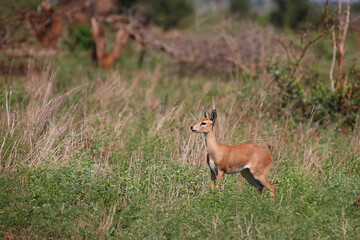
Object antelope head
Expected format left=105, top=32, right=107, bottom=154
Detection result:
left=190, top=108, right=217, bottom=134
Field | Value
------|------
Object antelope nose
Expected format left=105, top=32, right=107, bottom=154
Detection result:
left=190, top=126, right=193, bottom=130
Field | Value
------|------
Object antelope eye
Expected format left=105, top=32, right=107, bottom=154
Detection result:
left=200, top=122, right=207, bottom=126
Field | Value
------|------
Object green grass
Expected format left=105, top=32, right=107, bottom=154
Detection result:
left=0, top=42, right=359, bottom=239
left=1, top=152, right=359, bottom=238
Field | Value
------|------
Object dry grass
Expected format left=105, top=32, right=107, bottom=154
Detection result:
left=2, top=59, right=359, bottom=176
left=1, top=38, right=359, bottom=238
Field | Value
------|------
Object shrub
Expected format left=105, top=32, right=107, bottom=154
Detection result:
left=8, top=0, right=39, bottom=10
left=269, top=0, right=310, bottom=29
left=144, top=0, right=194, bottom=31
left=229, top=0, right=251, bottom=18
left=117, top=0, right=138, bottom=8
left=351, top=2, right=360, bottom=13
left=68, top=24, right=93, bottom=50
left=270, top=57, right=360, bottom=127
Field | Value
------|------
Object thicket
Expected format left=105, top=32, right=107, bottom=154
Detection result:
left=268, top=0, right=360, bottom=128
left=269, top=0, right=311, bottom=29
left=270, top=59, right=360, bottom=127
left=143, top=0, right=194, bottom=30
left=117, top=0, right=136, bottom=9
left=116, top=0, right=195, bottom=30
left=66, top=24, right=93, bottom=50
left=227, top=0, right=322, bottom=29
left=229, top=0, right=251, bottom=18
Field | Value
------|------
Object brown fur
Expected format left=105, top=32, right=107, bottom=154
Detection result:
left=191, top=114, right=275, bottom=197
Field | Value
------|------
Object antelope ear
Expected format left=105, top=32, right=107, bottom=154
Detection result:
left=210, top=109, right=217, bottom=125
left=203, top=107, right=211, bottom=118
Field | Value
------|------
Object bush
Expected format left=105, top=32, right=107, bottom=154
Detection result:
left=269, top=0, right=310, bottom=29
left=229, top=0, right=251, bottom=18
left=67, top=24, right=93, bottom=50
left=144, top=0, right=194, bottom=31
left=270, top=58, right=360, bottom=127
left=117, top=0, right=138, bottom=8
left=351, top=2, right=360, bottom=13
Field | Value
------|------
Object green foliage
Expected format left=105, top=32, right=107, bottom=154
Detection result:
left=304, top=6, right=323, bottom=28
left=269, top=57, right=360, bottom=126
left=269, top=0, right=310, bottom=29
left=269, top=58, right=305, bottom=118
left=229, top=0, right=251, bottom=18
left=144, top=0, right=194, bottom=30
left=256, top=12, right=271, bottom=27
left=2, top=0, right=40, bottom=12
left=351, top=2, right=360, bottom=13
left=117, top=0, right=138, bottom=8
left=67, top=24, right=93, bottom=50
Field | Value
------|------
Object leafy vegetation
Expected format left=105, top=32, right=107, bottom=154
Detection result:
left=66, top=24, right=94, bottom=50
left=144, top=0, right=194, bottom=30
left=229, top=0, right=251, bottom=18
left=270, top=51, right=360, bottom=127
left=269, top=0, right=311, bottom=29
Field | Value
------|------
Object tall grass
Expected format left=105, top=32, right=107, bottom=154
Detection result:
left=0, top=48, right=359, bottom=239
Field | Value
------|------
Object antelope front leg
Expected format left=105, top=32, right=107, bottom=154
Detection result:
left=215, top=170, right=224, bottom=194
left=210, top=169, right=217, bottom=190
left=207, top=153, right=218, bottom=191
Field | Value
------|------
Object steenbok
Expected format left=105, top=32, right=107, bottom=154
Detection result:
left=190, top=108, right=275, bottom=197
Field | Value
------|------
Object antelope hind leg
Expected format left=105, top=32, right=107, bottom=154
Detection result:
left=240, top=168, right=264, bottom=193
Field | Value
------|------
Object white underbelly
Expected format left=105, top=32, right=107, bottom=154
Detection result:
left=226, top=165, right=250, bottom=174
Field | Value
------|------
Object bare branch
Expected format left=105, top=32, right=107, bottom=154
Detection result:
left=330, top=27, right=336, bottom=92
left=323, top=0, right=331, bottom=33
left=277, top=38, right=291, bottom=62
left=290, top=34, right=323, bottom=78
left=342, top=0, right=352, bottom=45
left=91, top=17, right=130, bottom=68
left=336, top=0, right=352, bottom=87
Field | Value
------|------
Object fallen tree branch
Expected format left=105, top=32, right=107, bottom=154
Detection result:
left=92, top=14, right=277, bottom=78
left=91, top=17, right=129, bottom=68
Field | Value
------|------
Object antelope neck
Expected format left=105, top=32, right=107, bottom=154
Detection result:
left=205, top=130, right=218, bottom=156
